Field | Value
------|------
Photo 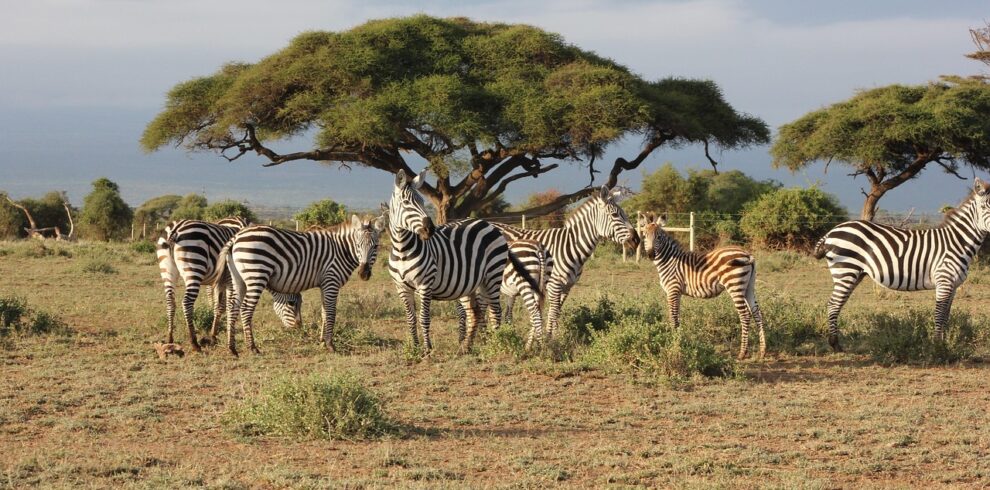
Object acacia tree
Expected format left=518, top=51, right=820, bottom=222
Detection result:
left=142, top=16, right=767, bottom=223
left=80, top=178, right=133, bottom=240
left=771, top=79, right=990, bottom=221
left=968, top=21, right=990, bottom=72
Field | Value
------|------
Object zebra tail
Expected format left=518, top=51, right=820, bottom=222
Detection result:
left=508, top=250, right=542, bottom=297
left=215, top=239, right=237, bottom=289
left=812, top=235, right=829, bottom=260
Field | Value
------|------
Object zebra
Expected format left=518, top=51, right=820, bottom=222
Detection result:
left=814, top=178, right=990, bottom=351
left=491, top=185, right=640, bottom=338
left=457, top=239, right=554, bottom=349
left=219, top=214, right=384, bottom=355
left=385, top=170, right=515, bottom=354
left=155, top=217, right=302, bottom=351
left=640, top=213, right=766, bottom=359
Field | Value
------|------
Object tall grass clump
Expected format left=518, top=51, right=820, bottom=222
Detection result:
left=155, top=305, right=214, bottom=336
left=0, top=295, right=70, bottom=338
left=564, top=295, right=617, bottom=342
left=223, top=372, right=393, bottom=440
left=862, top=310, right=978, bottom=366
left=582, top=317, right=736, bottom=383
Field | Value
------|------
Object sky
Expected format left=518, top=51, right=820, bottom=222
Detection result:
left=0, top=0, right=987, bottom=214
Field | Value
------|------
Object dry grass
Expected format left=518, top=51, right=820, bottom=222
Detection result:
left=2, top=241, right=990, bottom=487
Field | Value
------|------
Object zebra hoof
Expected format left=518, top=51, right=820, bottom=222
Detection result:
left=827, top=335, right=843, bottom=352
left=228, top=347, right=239, bottom=357
left=324, top=342, right=336, bottom=353
left=737, top=351, right=749, bottom=361
left=250, top=346, right=262, bottom=355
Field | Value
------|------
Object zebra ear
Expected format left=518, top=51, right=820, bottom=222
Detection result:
left=380, top=202, right=389, bottom=214
left=659, top=213, right=668, bottom=225
left=351, top=214, right=361, bottom=228
left=394, top=171, right=408, bottom=188
left=372, top=215, right=386, bottom=232
left=598, top=185, right=610, bottom=201
left=976, top=177, right=988, bottom=196
left=411, top=169, right=428, bottom=190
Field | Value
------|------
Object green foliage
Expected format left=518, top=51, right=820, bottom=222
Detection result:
left=863, top=310, right=977, bottom=366
left=202, top=199, right=256, bottom=223
left=294, top=199, right=346, bottom=228
left=582, top=317, right=736, bottom=382
left=478, top=325, right=527, bottom=361
left=223, top=372, right=393, bottom=441
left=516, top=189, right=566, bottom=228
left=170, top=193, right=208, bottom=220
left=79, top=258, right=117, bottom=275
left=564, top=295, right=617, bottom=343
left=79, top=178, right=133, bottom=241
left=134, top=195, right=181, bottom=230
left=472, top=195, right=510, bottom=218
left=0, top=192, right=26, bottom=239
left=772, top=79, right=990, bottom=217
left=130, top=240, right=156, bottom=254
left=0, top=295, right=70, bottom=337
left=739, top=187, right=847, bottom=250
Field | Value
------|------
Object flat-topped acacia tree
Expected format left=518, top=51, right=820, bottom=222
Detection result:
left=142, top=16, right=768, bottom=223
left=771, top=79, right=990, bottom=221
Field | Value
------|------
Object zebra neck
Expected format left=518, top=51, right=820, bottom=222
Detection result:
left=388, top=226, right=420, bottom=258
left=942, top=201, right=987, bottom=254
left=653, top=239, right=688, bottom=265
left=559, top=224, right=601, bottom=261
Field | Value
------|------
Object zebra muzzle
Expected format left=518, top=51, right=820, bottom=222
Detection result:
left=358, top=263, right=372, bottom=281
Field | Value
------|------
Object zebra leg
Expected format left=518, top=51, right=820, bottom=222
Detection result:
left=750, top=299, right=768, bottom=360
left=826, top=271, right=864, bottom=352
left=397, top=288, right=418, bottom=346
left=164, top=285, right=176, bottom=344
left=503, top=293, right=515, bottom=325
left=458, top=296, right=477, bottom=354
left=727, top=285, right=753, bottom=360
left=418, top=291, right=433, bottom=355
left=225, top=281, right=241, bottom=356
left=205, top=283, right=226, bottom=346
left=664, top=285, right=682, bottom=329
left=520, top=288, right=545, bottom=350
left=933, top=283, right=957, bottom=342
left=320, top=281, right=341, bottom=352
left=544, top=279, right=565, bottom=339
left=239, top=286, right=265, bottom=355
left=181, top=280, right=203, bottom=352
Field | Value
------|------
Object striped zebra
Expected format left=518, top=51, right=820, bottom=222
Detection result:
left=491, top=186, right=640, bottom=337
left=219, top=214, right=384, bottom=355
left=386, top=170, right=513, bottom=354
left=156, top=217, right=301, bottom=351
left=458, top=239, right=554, bottom=349
left=641, top=213, right=766, bottom=359
left=814, top=178, right=990, bottom=351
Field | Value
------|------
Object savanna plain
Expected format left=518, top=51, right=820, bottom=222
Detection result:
left=2, top=240, right=990, bottom=488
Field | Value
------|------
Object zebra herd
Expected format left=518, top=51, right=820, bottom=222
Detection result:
left=155, top=174, right=990, bottom=359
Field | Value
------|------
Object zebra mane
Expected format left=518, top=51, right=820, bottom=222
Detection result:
left=563, top=197, right=599, bottom=227
left=940, top=188, right=981, bottom=226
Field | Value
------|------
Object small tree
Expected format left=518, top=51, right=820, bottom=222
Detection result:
left=294, top=199, right=346, bottom=228
left=203, top=199, right=256, bottom=223
left=134, top=194, right=182, bottom=233
left=772, top=79, right=990, bottom=221
left=517, top=189, right=566, bottom=228
left=625, top=163, right=778, bottom=215
left=0, top=193, right=27, bottom=239
left=740, top=187, right=847, bottom=250
left=80, top=178, right=133, bottom=241
left=171, top=193, right=208, bottom=220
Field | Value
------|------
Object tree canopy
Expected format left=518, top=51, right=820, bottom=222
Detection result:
left=80, top=178, right=133, bottom=241
left=142, top=15, right=768, bottom=222
left=294, top=199, right=346, bottom=228
left=624, top=163, right=779, bottom=216
left=771, top=79, right=990, bottom=220
left=203, top=200, right=256, bottom=223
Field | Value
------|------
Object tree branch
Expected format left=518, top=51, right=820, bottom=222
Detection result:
left=495, top=187, right=597, bottom=220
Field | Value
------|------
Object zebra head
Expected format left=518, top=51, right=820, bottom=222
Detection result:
left=272, top=293, right=303, bottom=330
left=351, top=214, right=384, bottom=281
left=974, top=177, right=990, bottom=234
left=591, top=185, right=640, bottom=249
left=641, top=213, right=674, bottom=258
left=388, top=170, right=435, bottom=241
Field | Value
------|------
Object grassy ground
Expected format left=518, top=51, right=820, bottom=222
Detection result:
left=2, top=240, right=990, bottom=488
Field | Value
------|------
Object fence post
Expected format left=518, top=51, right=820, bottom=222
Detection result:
left=689, top=212, right=695, bottom=252
left=521, top=214, right=526, bottom=229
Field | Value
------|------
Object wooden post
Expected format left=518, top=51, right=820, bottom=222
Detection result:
left=689, top=212, right=695, bottom=252
left=521, top=214, right=526, bottom=229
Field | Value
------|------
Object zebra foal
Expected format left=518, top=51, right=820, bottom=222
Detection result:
left=641, top=213, right=766, bottom=359
left=156, top=217, right=301, bottom=350
left=815, top=178, right=990, bottom=351
left=219, top=214, right=383, bottom=355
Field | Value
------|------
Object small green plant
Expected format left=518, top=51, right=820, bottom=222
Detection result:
left=564, top=295, right=617, bottom=343
left=0, top=295, right=70, bottom=337
left=760, top=250, right=805, bottom=273
left=25, top=311, right=69, bottom=336
left=80, top=258, right=118, bottom=274
left=223, top=372, right=393, bottom=440
left=0, top=296, right=29, bottom=331
left=478, top=325, right=526, bottom=361
left=582, top=317, right=735, bottom=383
left=130, top=240, right=157, bottom=254
left=863, top=310, right=976, bottom=366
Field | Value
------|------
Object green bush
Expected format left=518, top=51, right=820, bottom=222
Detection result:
left=223, top=372, right=393, bottom=440
left=0, top=296, right=29, bottom=331
left=478, top=325, right=527, bottom=361
left=79, top=178, right=133, bottom=241
left=171, top=193, right=208, bottom=220
left=863, top=310, right=976, bottom=366
left=0, top=295, right=70, bottom=337
left=740, top=186, right=847, bottom=250
left=563, top=295, right=617, bottom=343
left=294, top=199, right=346, bottom=228
left=79, top=258, right=118, bottom=274
left=203, top=199, right=256, bottom=223
left=130, top=240, right=156, bottom=254
left=582, top=317, right=735, bottom=382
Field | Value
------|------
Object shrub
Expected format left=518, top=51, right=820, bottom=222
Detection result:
left=0, top=296, right=29, bottom=331
left=294, top=199, right=346, bottom=228
left=79, top=178, right=133, bottom=241
left=582, top=317, right=735, bottom=382
left=223, top=372, right=392, bottom=440
left=740, top=186, right=847, bottom=250
left=863, top=310, right=976, bottom=366
left=478, top=325, right=527, bottom=361
left=563, top=295, right=617, bottom=343
left=171, top=193, right=208, bottom=220
left=130, top=240, right=156, bottom=254
left=203, top=199, right=256, bottom=223
left=0, top=295, right=70, bottom=337
left=80, top=258, right=118, bottom=274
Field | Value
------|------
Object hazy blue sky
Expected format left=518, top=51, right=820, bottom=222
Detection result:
left=0, top=0, right=987, bottom=213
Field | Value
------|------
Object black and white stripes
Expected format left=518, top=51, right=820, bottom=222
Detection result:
left=814, top=178, right=990, bottom=351
left=220, top=215, right=383, bottom=355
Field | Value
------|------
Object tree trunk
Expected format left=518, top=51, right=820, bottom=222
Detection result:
left=860, top=188, right=884, bottom=221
